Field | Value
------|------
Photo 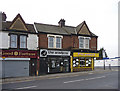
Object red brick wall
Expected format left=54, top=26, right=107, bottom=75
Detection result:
left=62, top=36, right=71, bottom=49
left=38, top=33, right=48, bottom=48
left=71, top=36, right=79, bottom=48
left=89, top=37, right=97, bottom=50
left=38, top=33, right=97, bottom=51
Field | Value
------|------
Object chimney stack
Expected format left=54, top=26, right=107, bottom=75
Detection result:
left=58, top=19, right=65, bottom=27
left=2, top=12, right=7, bottom=21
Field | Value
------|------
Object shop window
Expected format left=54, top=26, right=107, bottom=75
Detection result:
left=10, top=34, right=17, bottom=48
left=80, top=59, right=85, bottom=67
left=51, top=60, right=56, bottom=68
left=85, top=59, right=91, bottom=67
left=20, top=35, right=27, bottom=48
left=79, top=36, right=90, bottom=49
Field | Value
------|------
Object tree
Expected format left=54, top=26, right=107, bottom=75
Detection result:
left=97, top=47, right=108, bottom=60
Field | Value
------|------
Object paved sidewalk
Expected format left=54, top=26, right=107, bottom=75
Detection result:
left=1, top=68, right=118, bottom=84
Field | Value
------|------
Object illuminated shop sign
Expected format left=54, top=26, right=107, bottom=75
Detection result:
left=40, top=49, right=70, bottom=57
left=73, top=52, right=99, bottom=57
left=0, top=50, right=37, bottom=58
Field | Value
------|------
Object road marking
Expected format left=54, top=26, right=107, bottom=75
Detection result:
left=2, top=79, right=36, bottom=84
left=16, top=86, right=37, bottom=89
left=88, top=73, right=93, bottom=74
left=64, top=76, right=106, bottom=84
left=64, top=79, right=84, bottom=83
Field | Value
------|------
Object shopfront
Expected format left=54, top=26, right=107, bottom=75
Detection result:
left=39, top=49, right=70, bottom=75
left=71, top=52, right=99, bottom=72
left=0, top=50, right=37, bottom=78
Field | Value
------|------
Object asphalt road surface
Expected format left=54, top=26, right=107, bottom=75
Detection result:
left=2, top=69, right=119, bottom=90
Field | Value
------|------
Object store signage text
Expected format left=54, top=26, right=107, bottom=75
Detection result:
left=0, top=50, right=37, bottom=58
left=40, top=49, right=70, bottom=57
left=73, top=52, right=99, bottom=57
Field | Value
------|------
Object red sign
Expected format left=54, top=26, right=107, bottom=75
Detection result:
left=0, top=50, right=37, bottom=58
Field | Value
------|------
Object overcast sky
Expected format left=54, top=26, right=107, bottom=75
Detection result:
left=0, top=0, right=119, bottom=58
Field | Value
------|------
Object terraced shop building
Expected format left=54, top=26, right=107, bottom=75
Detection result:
left=35, top=19, right=99, bottom=75
left=0, top=12, right=38, bottom=78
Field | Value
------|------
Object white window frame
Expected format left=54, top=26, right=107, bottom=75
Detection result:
left=78, top=36, right=90, bottom=49
left=47, top=34, right=63, bottom=49
left=10, top=34, right=17, bottom=48
left=20, top=35, right=27, bottom=48
left=48, top=36, right=54, bottom=48
left=56, top=37, right=62, bottom=49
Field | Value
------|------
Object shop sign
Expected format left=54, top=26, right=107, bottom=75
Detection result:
left=0, top=50, right=37, bottom=58
left=40, top=49, right=70, bottom=57
left=73, top=52, right=99, bottom=57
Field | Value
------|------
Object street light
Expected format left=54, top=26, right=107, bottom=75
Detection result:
left=102, top=49, right=106, bottom=70
left=2, top=57, right=5, bottom=78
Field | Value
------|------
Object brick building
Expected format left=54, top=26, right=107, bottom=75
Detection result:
left=35, top=19, right=99, bottom=75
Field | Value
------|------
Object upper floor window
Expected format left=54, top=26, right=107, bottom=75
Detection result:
left=20, top=35, right=27, bottom=48
left=48, top=36, right=54, bottom=48
left=10, top=34, right=27, bottom=49
left=56, top=37, right=61, bottom=48
left=10, top=34, right=17, bottom=48
left=79, top=36, right=90, bottom=49
left=47, top=34, right=62, bottom=49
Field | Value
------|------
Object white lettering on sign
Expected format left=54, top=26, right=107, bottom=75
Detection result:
left=40, top=49, right=70, bottom=57
left=48, top=50, right=70, bottom=56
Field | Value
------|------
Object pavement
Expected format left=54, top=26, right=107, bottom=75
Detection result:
left=1, top=67, right=118, bottom=84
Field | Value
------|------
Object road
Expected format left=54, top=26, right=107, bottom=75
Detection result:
left=2, top=69, right=119, bottom=90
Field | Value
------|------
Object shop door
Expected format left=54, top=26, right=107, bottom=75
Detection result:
left=39, top=59, right=48, bottom=75
left=63, top=59, right=70, bottom=72
left=29, top=58, right=37, bottom=76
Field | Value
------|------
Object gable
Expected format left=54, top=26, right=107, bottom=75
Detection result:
left=78, top=24, right=91, bottom=35
left=9, top=14, right=28, bottom=31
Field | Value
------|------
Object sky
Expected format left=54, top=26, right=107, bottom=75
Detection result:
left=0, top=0, right=119, bottom=58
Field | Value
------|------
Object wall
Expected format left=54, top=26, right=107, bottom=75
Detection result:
left=62, top=35, right=71, bottom=49
left=38, top=33, right=97, bottom=51
left=0, top=31, right=9, bottom=49
left=89, top=37, right=97, bottom=50
left=95, top=58, right=120, bottom=67
left=38, top=33, right=48, bottom=49
left=27, top=34, right=38, bottom=50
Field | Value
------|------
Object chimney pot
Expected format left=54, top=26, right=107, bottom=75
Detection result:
left=2, top=12, right=7, bottom=21
left=58, top=19, right=65, bottom=27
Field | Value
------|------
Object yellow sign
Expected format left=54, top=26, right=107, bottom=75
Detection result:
left=73, top=52, right=99, bottom=57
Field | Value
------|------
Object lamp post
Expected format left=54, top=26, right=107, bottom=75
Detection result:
left=102, top=49, right=106, bottom=70
left=2, top=57, right=5, bottom=78
left=36, top=47, right=40, bottom=76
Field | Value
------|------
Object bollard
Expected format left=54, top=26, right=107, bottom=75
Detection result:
left=109, top=64, right=111, bottom=70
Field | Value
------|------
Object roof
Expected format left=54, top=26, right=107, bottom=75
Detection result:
left=2, top=21, right=36, bottom=33
left=34, top=23, right=76, bottom=35
left=2, top=14, right=36, bottom=33
left=34, top=21, right=98, bottom=37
